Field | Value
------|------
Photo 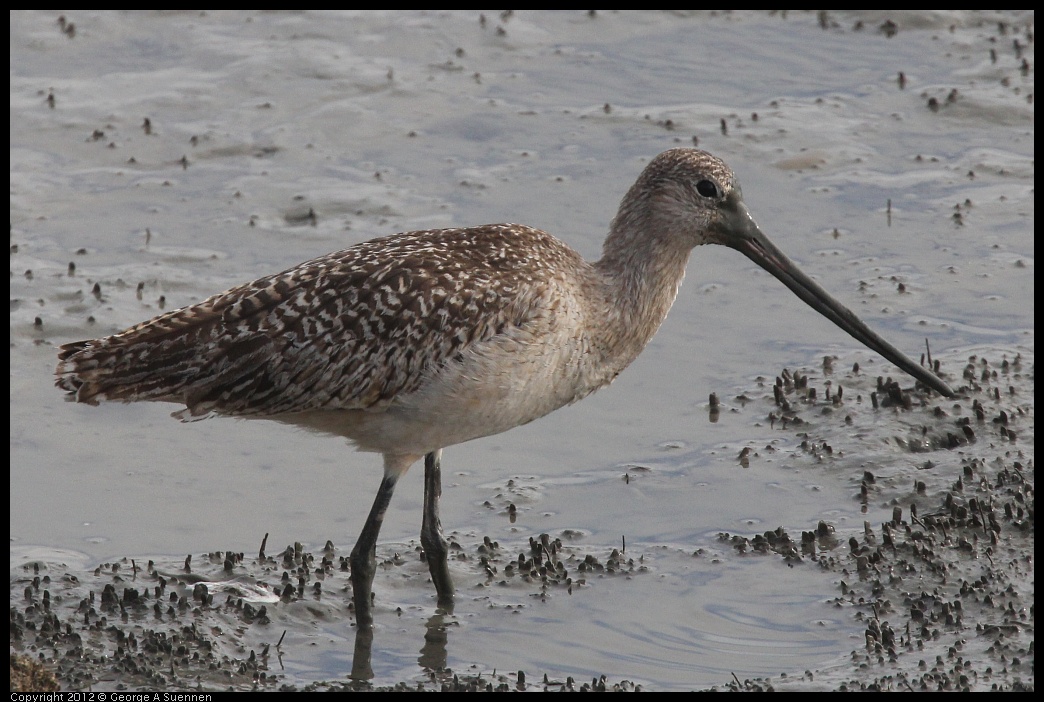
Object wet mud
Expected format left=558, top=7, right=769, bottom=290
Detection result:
left=11, top=348, right=1033, bottom=691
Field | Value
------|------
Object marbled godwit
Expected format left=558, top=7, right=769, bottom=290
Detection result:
left=55, top=148, right=954, bottom=627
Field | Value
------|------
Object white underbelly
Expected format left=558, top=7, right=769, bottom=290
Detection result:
left=282, top=324, right=613, bottom=456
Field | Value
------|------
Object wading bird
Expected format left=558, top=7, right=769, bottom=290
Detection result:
left=56, top=148, right=954, bottom=627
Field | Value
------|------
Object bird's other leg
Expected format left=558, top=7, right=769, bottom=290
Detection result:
left=350, top=473, right=399, bottom=629
left=421, top=449, right=454, bottom=605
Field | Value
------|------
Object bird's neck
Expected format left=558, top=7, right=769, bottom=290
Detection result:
left=591, top=216, right=692, bottom=370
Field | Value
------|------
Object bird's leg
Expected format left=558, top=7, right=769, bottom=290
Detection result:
left=350, top=625, right=374, bottom=682
left=420, top=449, right=454, bottom=605
left=350, top=475, right=398, bottom=629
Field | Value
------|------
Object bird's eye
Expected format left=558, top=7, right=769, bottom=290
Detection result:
left=695, top=179, right=719, bottom=198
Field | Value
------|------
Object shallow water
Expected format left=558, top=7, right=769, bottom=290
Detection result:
left=10, top=10, right=1034, bottom=690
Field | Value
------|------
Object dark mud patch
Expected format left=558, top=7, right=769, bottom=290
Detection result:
left=701, top=348, right=1034, bottom=691
left=11, top=533, right=646, bottom=691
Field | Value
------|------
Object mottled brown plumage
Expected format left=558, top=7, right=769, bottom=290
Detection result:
left=58, top=225, right=584, bottom=418
left=55, top=148, right=953, bottom=628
